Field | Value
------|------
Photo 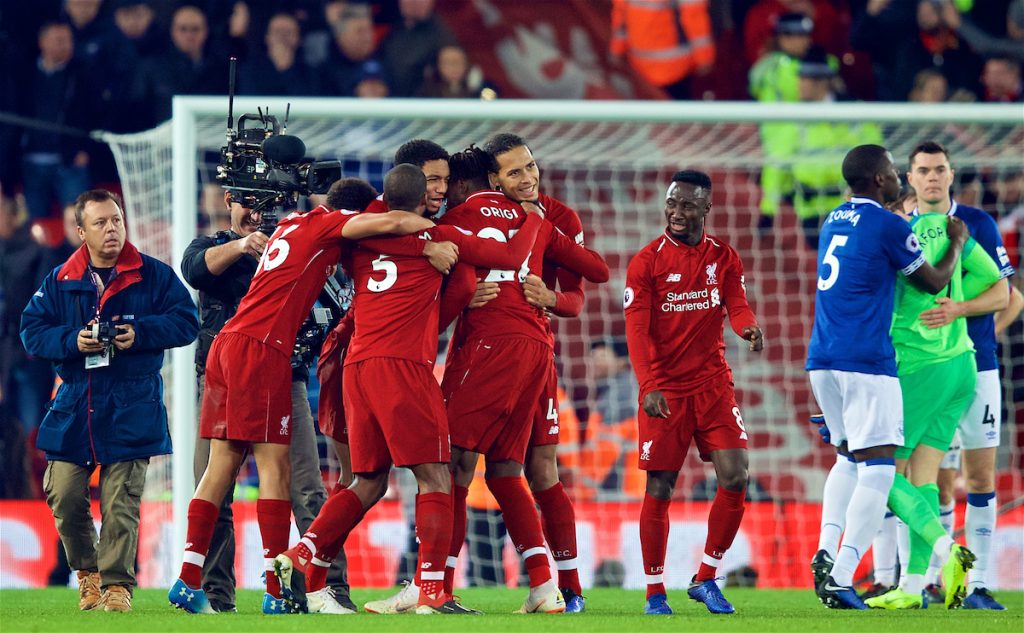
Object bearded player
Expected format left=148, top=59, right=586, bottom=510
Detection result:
left=624, top=170, right=763, bottom=616
left=461, top=133, right=592, bottom=611
left=168, top=188, right=436, bottom=615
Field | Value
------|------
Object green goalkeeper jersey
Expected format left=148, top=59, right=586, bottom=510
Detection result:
left=891, top=212, right=1001, bottom=375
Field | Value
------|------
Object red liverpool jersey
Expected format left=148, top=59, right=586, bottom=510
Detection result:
left=442, top=191, right=609, bottom=345
left=624, top=230, right=758, bottom=397
left=344, top=218, right=544, bottom=366
left=224, top=205, right=356, bottom=356
left=537, top=193, right=586, bottom=317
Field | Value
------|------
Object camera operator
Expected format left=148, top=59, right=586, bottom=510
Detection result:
left=20, top=189, right=199, bottom=613
left=180, top=188, right=355, bottom=613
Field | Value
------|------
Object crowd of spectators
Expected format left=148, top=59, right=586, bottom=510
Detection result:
left=1, top=0, right=1020, bottom=218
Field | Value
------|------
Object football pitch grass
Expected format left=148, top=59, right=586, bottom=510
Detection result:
left=1, top=587, right=1021, bottom=632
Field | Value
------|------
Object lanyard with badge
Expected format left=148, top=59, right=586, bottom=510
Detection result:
left=84, top=265, right=115, bottom=369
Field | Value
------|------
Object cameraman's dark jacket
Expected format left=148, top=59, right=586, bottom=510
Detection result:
left=20, top=242, right=199, bottom=466
left=181, top=231, right=308, bottom=381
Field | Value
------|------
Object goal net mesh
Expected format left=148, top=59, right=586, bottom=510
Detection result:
left=101, top=107, right=1024, bottom=591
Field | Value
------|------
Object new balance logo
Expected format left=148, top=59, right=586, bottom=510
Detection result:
left=705, top=263, right=718, bottom=285
left=422, top=562, right=432, bottom=569
left=280, top=415, right=290, bottom=436
left=641, top=440, right=653, bottom=461
left=548, top=425, right=559, bottom=435
left=710, top=287, right=720, bottom=307
left=666, top=273, right=681, bottom=282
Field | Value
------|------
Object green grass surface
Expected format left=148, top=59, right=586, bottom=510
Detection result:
left=1, top=587, right=1021, bottom=632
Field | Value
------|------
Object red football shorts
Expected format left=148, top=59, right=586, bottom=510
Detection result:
left=343, top=357, right=450, bottom=473
left=200, top=332, right=293, bottom=445
left=317, top=344, right=347, bottom=444
left=529, top=361, right=560, bottom=447
left=637, top=378, right=748, bottom=470
left=442, top=337, right=550, bottom=463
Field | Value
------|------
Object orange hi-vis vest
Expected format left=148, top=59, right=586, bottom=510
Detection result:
left=611, top=0, right=715, bottom=87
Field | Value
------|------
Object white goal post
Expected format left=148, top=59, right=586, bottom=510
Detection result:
left=99, top=98, right=1022, bottom=587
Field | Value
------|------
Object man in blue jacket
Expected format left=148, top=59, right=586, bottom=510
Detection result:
left=21, top=189, right=198, bottom=613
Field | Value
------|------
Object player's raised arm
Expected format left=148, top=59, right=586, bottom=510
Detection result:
left=341, top=210, right=435, bottom=240
left=437, top=210, right=543, bottom=269
left=904, top=215, right=968, bottom=294
left=919, top=239, right=1008, bottom=329
left=539, top=221, right=610, bottom=283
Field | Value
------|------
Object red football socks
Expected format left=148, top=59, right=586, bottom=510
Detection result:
left=294, top=488, right=364, bottom=574
left=444, top=484, right=470, bottom=595
left=414, top=491, right=453, bottom=605
left=696, top=487, right=746, bottom=582
left=304, top=555, right=332, bottom=593
left=179, top=498, right=219, bottom=589
left=533, top=482, right=582, bottom=594
left=257, top=499, right=292, bottom=598
left=640, top=494, right=670, bottom=598
left=487, top=476, right=550, bottom=587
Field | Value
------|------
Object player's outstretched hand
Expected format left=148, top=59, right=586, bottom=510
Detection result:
left=919, top=296, right=961, bottom=329
left=424, top=241, right=458, bottom=274
left=742, top=326, right=764, bottom=352
left=468, top=280, right=499, bottom=309
left=946, top=215, right=968, bottom=246
left=523, top=274, right=556, bottom=309
left=642, top=390, right=671, bottom=419
left=238, top=230, right=269, bottom=258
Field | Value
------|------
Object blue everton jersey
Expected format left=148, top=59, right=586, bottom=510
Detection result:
left=807, top=197, right=926, bottom=376
left=914, top=202, right=1016, bottom=372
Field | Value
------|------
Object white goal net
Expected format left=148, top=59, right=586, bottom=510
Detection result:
left=100, top=98, right=1024, bottom=591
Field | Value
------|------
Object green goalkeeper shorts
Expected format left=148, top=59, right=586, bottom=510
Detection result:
left=896, top=351, right=977, bottom=460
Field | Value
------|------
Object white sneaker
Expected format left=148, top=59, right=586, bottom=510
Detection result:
left=364, top=581, right=420, bottom=614
left=517, top=579, right=566, bottom=613
left=307, top=587, right=356, bottom=615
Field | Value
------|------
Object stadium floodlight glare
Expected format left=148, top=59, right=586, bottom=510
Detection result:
left=98, top=98, right=1023, bottom=589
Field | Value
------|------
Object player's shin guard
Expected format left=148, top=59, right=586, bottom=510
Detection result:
left=486, top=476, right=550, bottom=587
left=872, top=512, right=898, bottom=587
left=830, top=458, right=895, bottom=587
left=257, top=499, right=292, bottom=599
left=445, top=485, right=469, bottom=595
left=640, top=494, right=670, bottom=599
left=414, top=492, right=453, bottom=606
left=533, top=482, right=582, bottom=594
left=818, top=454, right=858, bottom=558
left=179, top=498, right=219, bottom=589
left=965, top=492, right=995, bottom=591
left=696, top=487, right=746, bottom=582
